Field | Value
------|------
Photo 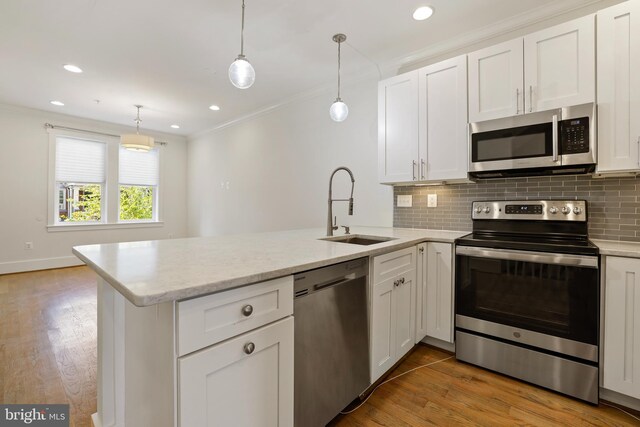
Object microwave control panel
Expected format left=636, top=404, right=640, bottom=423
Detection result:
left=560, top=117, right=589, bottom=154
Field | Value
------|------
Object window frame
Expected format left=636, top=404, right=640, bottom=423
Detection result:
left=47, top=128, right=164, bottom=231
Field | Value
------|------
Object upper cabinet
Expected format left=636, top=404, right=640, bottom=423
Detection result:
left=378, top=72, right=419, bottom=183
left=468, top=38, right=524, bottom=122
left=596, top=0, right=640, bottom=174
left=418, top=55, right=468, bottom=181
left=378, top=54, right=468, bottom=184
left=468, top=14, right=595, bottom=123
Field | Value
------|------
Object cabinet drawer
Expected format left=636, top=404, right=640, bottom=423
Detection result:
left=372, top=246, right=416, bottom=284
left=177, top=275, right=293, bottom=356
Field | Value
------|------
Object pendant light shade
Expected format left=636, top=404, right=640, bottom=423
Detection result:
left=121, top=105, right=154, bottom=152
left=330, top=34, right=348, bottom=122
left=229, top=0, right=255, bottom=89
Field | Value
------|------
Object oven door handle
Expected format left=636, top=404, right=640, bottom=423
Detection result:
left=456, top=246, right=598, bottom=268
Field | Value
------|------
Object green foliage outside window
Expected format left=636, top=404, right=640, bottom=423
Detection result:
left=65, top=184, right=102, bottom=222
left=120, top=186, right=154, bottom=220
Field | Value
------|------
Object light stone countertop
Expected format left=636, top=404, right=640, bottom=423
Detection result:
left=592, top=239, right=640, bottom=259
left=73, top=226, right=468, bottom=307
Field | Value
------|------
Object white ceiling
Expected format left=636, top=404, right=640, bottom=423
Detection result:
left=0, top=0, right=593, bottom=136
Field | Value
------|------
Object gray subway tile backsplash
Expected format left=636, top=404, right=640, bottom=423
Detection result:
left=392, top=174, right=640, bottom=242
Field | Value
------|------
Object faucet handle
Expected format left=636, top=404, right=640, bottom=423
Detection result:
left=332, top=216, right=338, bottom=231
left=341, top=226, right=350, bottom=235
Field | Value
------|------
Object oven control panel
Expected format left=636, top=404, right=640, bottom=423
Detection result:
left=472, top=200, right=587, bottom=221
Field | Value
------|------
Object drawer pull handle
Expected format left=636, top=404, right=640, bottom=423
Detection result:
left=244, top=342, right=255, bottom=355
left=241, top=304, right=254, bottom=317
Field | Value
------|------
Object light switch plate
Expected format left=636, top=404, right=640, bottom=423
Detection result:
left=427, top=194, right=438, bottom=207
left=397, top=195, right=412, bottom=207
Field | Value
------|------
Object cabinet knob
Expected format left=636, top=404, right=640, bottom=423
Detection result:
left=241, top=304, right=254, bottom=317
left=243, top=342, right=255, bottom=355
left=400, top=277, right=405, bottom=284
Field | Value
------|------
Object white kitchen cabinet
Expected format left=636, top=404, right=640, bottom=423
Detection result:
left=468, top=38, right=524, bottom=122
left=603, top=256, right=640, bottom=400
left=597, top=0, right=640, bottom=174
left=179, top=317, right=294, bottom=427
left=370, top=247, right=416, bottom=382
left=418, top=55, right=468, bottom=181
left=378, top=72, right=419, bottom=183
left=467, top=14, right=595, bottom=122
left=425, top=242, right=454, bottom=343
left=415, top=242, right=454, bottom=344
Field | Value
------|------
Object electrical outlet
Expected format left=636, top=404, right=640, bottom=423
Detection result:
left=24, top=242, right=33, bottom=250
left=397, top=195, right=412, bottom=207
left=427, top=194, right=438, bottom=208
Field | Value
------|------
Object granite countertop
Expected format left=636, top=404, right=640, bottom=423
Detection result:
left=73, top=226, right=468, bottom=307
left=592, top=239, right=640, bottom=258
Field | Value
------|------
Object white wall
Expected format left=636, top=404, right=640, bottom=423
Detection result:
left=187, top=75, right=393, bottom=237
left=0, top=104, right=188, bottom=274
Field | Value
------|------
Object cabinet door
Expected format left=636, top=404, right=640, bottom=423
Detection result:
left=394, top=268, right=417, bottom=360
left=597, top=1, right=640, bottom=173
left=467, top=38, right=524, bottom=122
left=178, top=317, right=294, bottom=427
left=378, top=72, right=419, bottom=183
left=603, top=257, right=640, bottom=399
left=524, top=14, right=595, bottom=112
left=415, top=244, right=428, bottom=343
left=370, top=277, right=396, bottom=383
left=426, top=243, right=453, bottom=343
left=418, top=55, right=469, bottom=181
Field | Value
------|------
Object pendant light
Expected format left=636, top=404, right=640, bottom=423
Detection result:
left=329, top=33, right=348, bottom=122
left=121, top=105, right=155, bottom=152
left=229, top=0, right=255, bottom=89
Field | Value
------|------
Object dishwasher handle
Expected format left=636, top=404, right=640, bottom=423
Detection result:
left=314, top=273, right=356, bottom=291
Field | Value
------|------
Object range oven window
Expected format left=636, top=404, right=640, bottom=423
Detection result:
left=472, top=122, right=553, bottom=162
left=456, top=254, right=598, bottom=345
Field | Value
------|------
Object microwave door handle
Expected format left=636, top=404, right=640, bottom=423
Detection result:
left=552, top=114, right=559, bottom=163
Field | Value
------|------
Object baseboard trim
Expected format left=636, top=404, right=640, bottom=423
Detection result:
left=600, top=388, right=640, bottom=412
left=421, top=336, right=456, bottom=353
left=0, top=255, right=84, bottom=275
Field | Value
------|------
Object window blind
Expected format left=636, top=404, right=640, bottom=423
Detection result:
left=55, top=137, right=106, bottom=183
left=119, top=146, right=159, bottom=186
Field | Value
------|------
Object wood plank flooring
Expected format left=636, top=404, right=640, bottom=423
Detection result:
left=1, top=266, right=639, bottom=426
left=333, top=346, right=640, bottom=426
left=0, top=267, right=97, bottom=427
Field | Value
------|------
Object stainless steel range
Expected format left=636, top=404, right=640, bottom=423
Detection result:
left=455, top=200, right=599, bottom=403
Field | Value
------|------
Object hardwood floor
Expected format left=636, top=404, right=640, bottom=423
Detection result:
left=0, top=266, right=97, bottom=427
left=1, top=266, right=639, bottom=427
left=334, top=346, right=640, bottom=426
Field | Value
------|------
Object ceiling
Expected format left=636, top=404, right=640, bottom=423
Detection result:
left=0, top=0, right=592, bottom=136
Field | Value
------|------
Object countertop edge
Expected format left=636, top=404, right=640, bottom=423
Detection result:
left=75, top=233, right=462, bottom=307
left=591, top=239, right=640, bottom=259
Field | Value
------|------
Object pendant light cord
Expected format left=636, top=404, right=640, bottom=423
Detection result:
left=135, top=106, right=141, bottom=134
left=240, top=0, right=245, bottom=56
left=337, top=40, right=341, bottom=99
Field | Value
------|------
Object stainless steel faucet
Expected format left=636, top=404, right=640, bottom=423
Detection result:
left=327, top=167, right=355, bottom=236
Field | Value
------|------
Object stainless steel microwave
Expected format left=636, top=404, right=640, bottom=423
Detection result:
left=468, top=103, right=596, bottom=179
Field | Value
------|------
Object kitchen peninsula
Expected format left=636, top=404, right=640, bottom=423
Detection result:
left=73, top=226, right=466, bottom=427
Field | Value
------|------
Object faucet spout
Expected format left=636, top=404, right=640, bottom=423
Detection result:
left=327, top=166, right=355, bottom=237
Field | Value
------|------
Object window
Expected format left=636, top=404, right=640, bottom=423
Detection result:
left=55, top=137, right=106, bottom=223
left=48, top=131, right=163, bottom=229
left=119, top=146, right=159, bottom=221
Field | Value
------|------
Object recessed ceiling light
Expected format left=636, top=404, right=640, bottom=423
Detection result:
left=209, top=105, right=221, bottom=111
left=63, top=64, right=83, bottom=73
left=50, top=100, right=65, bottom=106
left=171, top=124, right=180, bottom=129
left=413, top=6, right=434, bottom=21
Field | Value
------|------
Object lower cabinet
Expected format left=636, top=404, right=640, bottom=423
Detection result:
left=603, top=256, right=640, bottom=399
left=370, top=247, right=417, bottom=383
left=416, top=242, right=454, bottom=344
left=178, top=317, right=294, bottom=427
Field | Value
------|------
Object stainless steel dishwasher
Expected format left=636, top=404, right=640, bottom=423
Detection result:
left=293, top=257, right=370, bottom=427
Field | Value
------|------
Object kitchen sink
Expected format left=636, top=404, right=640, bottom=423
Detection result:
left=320, top=235, right=397, bottom=245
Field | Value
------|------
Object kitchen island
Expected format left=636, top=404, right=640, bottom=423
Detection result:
left=73, top=226, right=466, bottom=427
